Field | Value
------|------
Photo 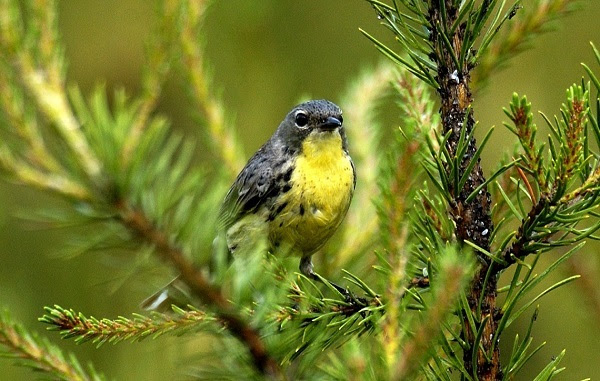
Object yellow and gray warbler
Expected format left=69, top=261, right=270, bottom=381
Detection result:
left=144, top=99, right=354, bottom=309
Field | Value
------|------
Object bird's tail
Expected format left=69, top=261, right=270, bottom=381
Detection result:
left=141, top=277, right=193, bottom=312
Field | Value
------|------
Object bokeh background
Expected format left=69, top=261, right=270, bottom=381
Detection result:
left=1, top=0, right=600, bottom=379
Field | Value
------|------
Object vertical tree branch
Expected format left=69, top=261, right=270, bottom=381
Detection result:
left=428, top=2, right=500, bottom=380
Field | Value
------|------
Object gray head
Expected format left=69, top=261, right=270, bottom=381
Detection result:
left=273, top=99, right=346, bottom=152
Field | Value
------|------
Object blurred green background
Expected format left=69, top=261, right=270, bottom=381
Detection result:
left=1, top=1, right=600, bottom=379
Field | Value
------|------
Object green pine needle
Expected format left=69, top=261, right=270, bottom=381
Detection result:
left=0, top=311, right=105, bottom=381
left=39, top=305, right=217, bottom=348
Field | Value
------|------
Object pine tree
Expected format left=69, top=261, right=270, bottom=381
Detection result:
left=0, top=0, right=597, bottom=380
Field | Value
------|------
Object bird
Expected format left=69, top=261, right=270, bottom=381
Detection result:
left=143, top=99, right=355, bottom=310
left=217, top=99, right=355, bottom=279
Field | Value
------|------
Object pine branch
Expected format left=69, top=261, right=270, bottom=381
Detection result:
left=361, top=1, right=525, bottom=378
left=426, top=3, right=500, bottom=379
left=499, top=88, right=597, bottom=269
left=384, top=71, right=439, bottom=255
left=0, top=312, right=105, bottom=381
left=363, top=1, right=588, bottom=379
left=0, top=0, right=102, bottom=182
left=368, top=68, right=441, bottom=367
left=39, top=305, right=216, bottom=346
left=116, top=201, right=281, bottom=377
left=272, top=274, right=384, bottom=366
left=0, top=1, right=281, bottom=377
left=0, top=0, right=98, bottom=197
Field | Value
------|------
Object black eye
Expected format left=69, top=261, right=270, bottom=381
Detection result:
left=338, top=115, right=343, bottom=124
left=295, top=112, right=308, bottom=127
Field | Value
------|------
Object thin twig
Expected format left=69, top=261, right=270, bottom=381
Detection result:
left=515, top=165, right=537, bottom=204
left=40, top=305, right=215, bottom=345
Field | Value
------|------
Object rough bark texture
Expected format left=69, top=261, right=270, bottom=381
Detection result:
left=428, top=3, right=501, bottom=380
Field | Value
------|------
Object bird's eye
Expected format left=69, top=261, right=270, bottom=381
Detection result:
left=295, top=112, right=309, bottom=127
left=338, top=115, right=343, bottom=124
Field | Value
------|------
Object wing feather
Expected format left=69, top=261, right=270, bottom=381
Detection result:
left=217, top=145, right=279, bottom=230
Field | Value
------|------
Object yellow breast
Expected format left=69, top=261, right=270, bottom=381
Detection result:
left=270, top=130, right=354, bottom=255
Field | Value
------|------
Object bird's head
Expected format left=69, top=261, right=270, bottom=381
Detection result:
left=274, top=99, right=346, bottom=151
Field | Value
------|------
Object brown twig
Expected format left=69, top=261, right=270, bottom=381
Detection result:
left=40, top=305, right=213, bottom=345
left=116, top=200, right=280, bottom=378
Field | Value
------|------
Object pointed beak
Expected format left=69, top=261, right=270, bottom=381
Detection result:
left=317, top=116, right=342, bottom=131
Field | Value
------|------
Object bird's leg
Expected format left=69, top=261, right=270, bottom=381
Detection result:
left=299, top=256, right=371, bottom=320
left=299, top=256, right=350, bottom=297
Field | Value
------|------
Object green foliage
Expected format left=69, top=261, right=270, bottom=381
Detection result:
left=360, top=1, right=600, bottom=380
left=39, top=305, right=218, bottom=347
left=498, top=86, right=600, bottom=265
left=361, top=0, right=522, bottom=88
left=0, top=0, right=597, bottom=380
left=0, top=312, right=105, bottom=381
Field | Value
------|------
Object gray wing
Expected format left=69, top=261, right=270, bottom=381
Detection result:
left=217, top=146, right=279, bottom=231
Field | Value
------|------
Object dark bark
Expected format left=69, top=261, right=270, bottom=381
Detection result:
left=428, top=3, right=501, bottom=379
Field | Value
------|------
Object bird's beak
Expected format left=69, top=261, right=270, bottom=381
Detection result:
left=317, top=116, right=342, bottom=131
